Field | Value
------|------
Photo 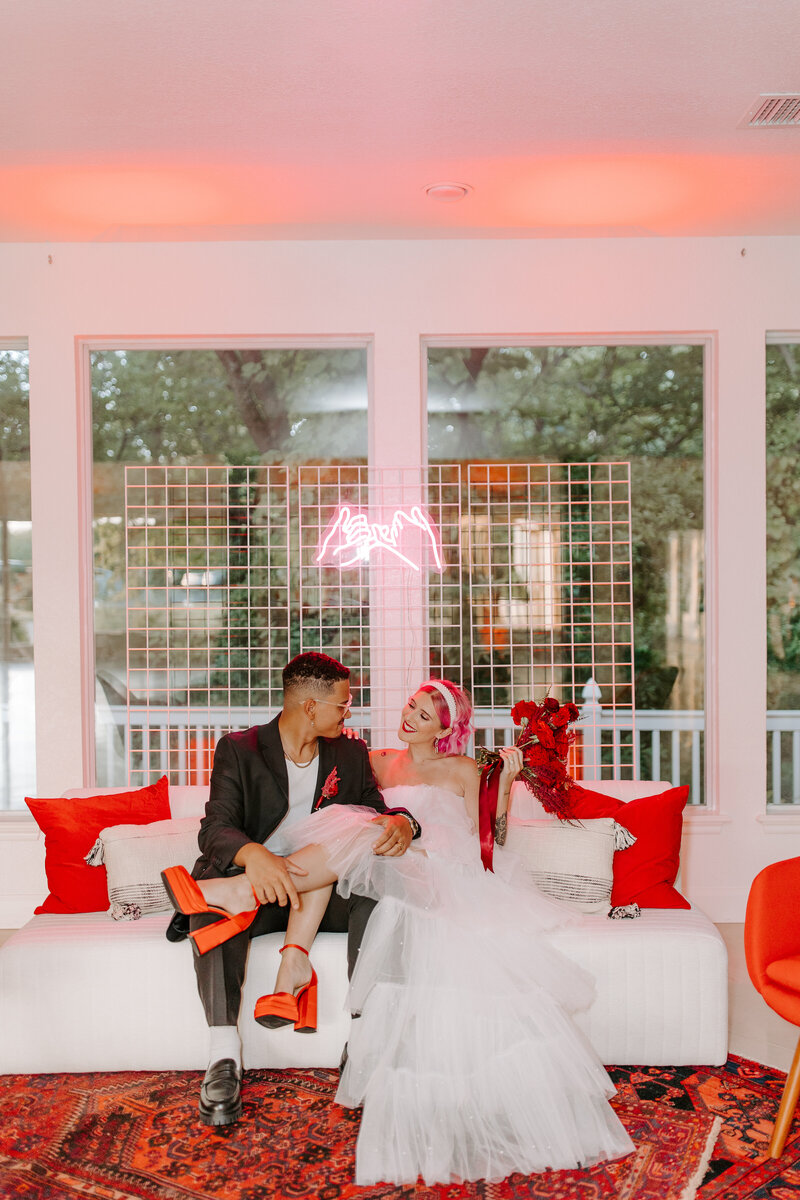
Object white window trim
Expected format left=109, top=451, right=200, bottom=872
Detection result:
left=422, top=332, right=717, bottom=809
left=77, top=334, right=373, bottom=786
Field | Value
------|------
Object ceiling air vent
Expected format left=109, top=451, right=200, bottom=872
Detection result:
left=741, top=94, right=800, bottom=128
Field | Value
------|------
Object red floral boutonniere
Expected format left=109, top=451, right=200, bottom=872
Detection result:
left=320, top=768, right=340, bottom=800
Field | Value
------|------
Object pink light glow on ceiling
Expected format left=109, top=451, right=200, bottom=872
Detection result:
left=1, top=0, right=799, bottom=240
left=511, top=157, right=693, bottom=226
left=0, top=150, right=798, bottom=241
left=47, top=168, right=229, bottom=227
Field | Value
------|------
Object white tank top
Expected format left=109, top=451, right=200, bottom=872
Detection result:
left=266, top=757, right=318, bottom=855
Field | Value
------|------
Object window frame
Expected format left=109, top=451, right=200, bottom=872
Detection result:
left=77, top=334, right=374, bottom=786
left=422, top=332, right=719, bottom=816
left=764, top=332, right=800, bottom=817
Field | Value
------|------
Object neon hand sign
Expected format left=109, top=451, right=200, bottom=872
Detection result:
left=316, top=505, right=444, bottom=573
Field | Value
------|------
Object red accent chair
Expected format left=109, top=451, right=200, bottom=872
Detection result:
left=744, top=856, right=800, bottom=1157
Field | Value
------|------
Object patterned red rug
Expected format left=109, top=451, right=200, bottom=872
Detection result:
left=0, top=1056, right=796, bottom=1199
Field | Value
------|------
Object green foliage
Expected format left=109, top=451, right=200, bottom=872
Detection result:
left=766, top=344, right=800, bottom=705
left=92, top=343, right=706, bottom=714
left=429, top=344, right=703, bottom=462
left=0, top=351, right=30, bottom=461
left=428, top=345, right=704, bottom=706
left=91, top=347, right=368, bottom=465
left=91, top=348, right=369, bottom=707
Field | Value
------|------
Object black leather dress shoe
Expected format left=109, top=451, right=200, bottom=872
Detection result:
left=339, top=1010, right=361, bottom=1072
left=165, top=911, right=190, bottom=942
left=199, top=1059, right=242, bottom=1126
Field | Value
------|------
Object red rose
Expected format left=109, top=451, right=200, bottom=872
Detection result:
left=554, top=733, right=571, bottom=757
left=511, top=701, right=538, bottom=726
left=567, top=703, right=580, bottom=721
left=535, top=723, right=556, bottom=751
left=525, top=744, right=550, bottom=767
left=543, top=697, right=560, bottom=713
left=550, top=707, right=571, bottom=728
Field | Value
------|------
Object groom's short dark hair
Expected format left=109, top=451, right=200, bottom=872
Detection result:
left=283, top=652, right=350, bottom=695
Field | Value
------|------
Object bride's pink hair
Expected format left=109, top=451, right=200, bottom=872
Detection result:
left=419, top=679, right=473, bottom=755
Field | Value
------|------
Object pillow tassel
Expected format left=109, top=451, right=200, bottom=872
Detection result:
left=613, top=822, right=637, bottom=851
left=84, top=838, right=105, bottom=866
left=608, top=902, right=641, bottom=920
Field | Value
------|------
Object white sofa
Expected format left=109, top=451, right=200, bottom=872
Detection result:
left=0, top=781, right=729, bottom=1074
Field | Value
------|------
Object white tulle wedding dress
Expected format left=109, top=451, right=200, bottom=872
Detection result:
left=283, top=784, right=634, bottom=1187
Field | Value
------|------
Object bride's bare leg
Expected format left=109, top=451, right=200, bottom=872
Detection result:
left=196, top=875, right=258, bottom=913
left=274, top=884, right=334, bottom=994
left=195, top=844, right=340, bottom=915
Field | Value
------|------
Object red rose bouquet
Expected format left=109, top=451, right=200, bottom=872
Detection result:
left=476, top=696, right=580, bottom=820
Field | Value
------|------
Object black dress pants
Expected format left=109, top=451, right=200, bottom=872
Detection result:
left=191, top=887, right=376, bottom=1027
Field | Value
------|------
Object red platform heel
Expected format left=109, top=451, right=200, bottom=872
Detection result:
left=160, top=866, right=259, bottom=956
left=254, top=944, right=318, bottom=1033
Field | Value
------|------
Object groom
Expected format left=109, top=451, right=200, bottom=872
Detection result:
left=167, top=651, right=420, bottom=1125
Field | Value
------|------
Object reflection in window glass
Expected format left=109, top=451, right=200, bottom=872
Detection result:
left=766, top=342, right=800, bottom=805
left=428, top=345, right=705, bottom=800
left=92, top=347, right=368, bottom=785
left=0, top=348, right=34, bottom=810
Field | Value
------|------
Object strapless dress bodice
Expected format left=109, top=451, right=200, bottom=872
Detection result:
left=380, top=784, right=479, bottom=864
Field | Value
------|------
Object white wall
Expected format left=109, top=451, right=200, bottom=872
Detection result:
left=0, top=235, right=798, bottom=926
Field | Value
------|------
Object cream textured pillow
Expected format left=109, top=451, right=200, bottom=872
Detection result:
left=505, top=817, right=633, bottom=913
left=86, top=816, right=201, bottom=920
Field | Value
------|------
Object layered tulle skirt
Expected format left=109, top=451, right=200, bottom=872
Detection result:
left=283, top=799, right=634, bottom=1185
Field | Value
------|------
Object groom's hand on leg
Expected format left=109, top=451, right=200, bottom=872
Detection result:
left=371, top=814, right=413, bottom=856
left=236, top=843, right=307, bottom=909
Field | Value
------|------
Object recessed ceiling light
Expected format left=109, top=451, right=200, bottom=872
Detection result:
left=425, top=182, right=472, bottom=202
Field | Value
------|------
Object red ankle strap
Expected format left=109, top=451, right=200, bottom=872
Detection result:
left=280, top=943, right=309, bottom=956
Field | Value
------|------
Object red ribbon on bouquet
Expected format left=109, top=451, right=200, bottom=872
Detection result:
left=478, top=761, right=503, bottom=873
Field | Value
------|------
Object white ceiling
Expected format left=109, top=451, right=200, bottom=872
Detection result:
left=2, top=0, right=799, bottom=241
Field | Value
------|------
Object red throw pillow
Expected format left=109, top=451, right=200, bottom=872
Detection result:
left=565, top=784, right=690, bottom=909
left=26, top=778, right=170, bottom=914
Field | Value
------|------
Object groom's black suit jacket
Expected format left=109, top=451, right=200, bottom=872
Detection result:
left=193, top=713, right=416, bottom=879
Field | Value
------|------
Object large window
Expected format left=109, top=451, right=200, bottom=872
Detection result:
left=92, top=346, right=368, bottom=785
left=766, top=340, right=800, bottom=806
left=90, top=341, right=706, bottom=799
left=0, top=347, right=34, bottom=811
left=427, top=344, right=705, bottom=799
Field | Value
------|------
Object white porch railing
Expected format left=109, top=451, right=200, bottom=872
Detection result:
left=766, top=711, right=800, bottom=806
left=96, top=703, right=800, bottom=808
left=99, top=702, right=707, bottom=804
left=476, top=706, right=707, bottom=804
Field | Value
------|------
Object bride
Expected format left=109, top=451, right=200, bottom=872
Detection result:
left=164, top=680, right=634, bottom=1186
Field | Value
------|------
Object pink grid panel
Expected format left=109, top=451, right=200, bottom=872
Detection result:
left=124, top=465, right=290, bottom=786
left=124, top=462, right=634, bottom=784
left=296, top=465, right=463, bottom=747
left=466, top=462, right=636, bottom=777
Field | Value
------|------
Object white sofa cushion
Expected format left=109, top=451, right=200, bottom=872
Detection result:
left=11, top=781, right=724, bottom=1073
left=0, top=907, right=728, bottom=1072
left=505, top=817, right=620, bottom=912
left=87, top=817, right=201, bottom=919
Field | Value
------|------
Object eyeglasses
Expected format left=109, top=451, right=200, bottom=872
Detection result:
left=314, top=693, right=354, bottom=713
